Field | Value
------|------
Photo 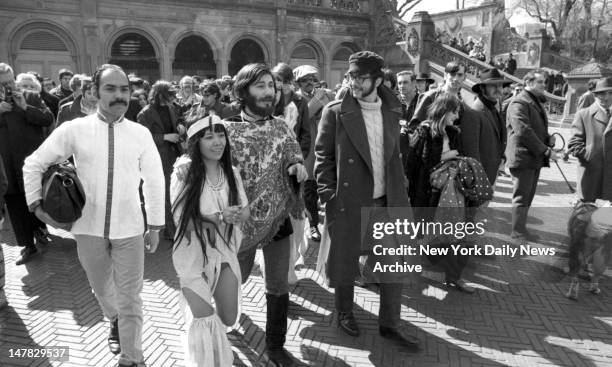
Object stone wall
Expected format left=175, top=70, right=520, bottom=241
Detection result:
left=0, top=0, right=369, bottom=86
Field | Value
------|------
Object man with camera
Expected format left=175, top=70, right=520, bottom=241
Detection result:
left=0, top=62, right=54, bottom=265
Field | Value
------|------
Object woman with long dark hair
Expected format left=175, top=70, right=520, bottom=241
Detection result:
left=405, top=92, right=462, bottom=208
left=170, top=114, right=249, bottom=366
left=405, top=93, right=475, bottom=293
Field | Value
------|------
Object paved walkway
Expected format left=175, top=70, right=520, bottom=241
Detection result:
left=2, top=127, right=612, bottom=367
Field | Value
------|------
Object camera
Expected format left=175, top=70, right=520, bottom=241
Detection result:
left=1, top=85, right=13, bottom=104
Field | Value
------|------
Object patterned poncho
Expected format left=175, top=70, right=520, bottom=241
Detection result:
left=224, top=111, right=305, bottom=252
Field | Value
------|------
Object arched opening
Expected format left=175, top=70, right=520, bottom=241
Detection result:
left=109, top=32, right=160, bottom=82
left=13, top=27, right=76, bottom=82
left=229, top=39, right=265, bottom=76
left=330, top=43, right=359, bottom=89
left=173, top=35, right=217, bottom=80
left=290, top=43, right=319, bottom=68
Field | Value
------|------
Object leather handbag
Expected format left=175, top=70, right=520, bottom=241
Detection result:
left=41, top=161, right=86, bottom=223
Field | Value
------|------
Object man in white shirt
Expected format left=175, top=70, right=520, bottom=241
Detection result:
left=23, top=64, right=165, bottom=367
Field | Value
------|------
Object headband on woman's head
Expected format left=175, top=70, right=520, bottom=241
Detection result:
left=187, top=114, right=224, bottom=140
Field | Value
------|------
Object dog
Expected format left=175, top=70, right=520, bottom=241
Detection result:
left=566, top=201, right=612, bottom=300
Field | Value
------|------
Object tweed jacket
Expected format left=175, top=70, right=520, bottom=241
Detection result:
left=568, top=102, right=612, bottom=201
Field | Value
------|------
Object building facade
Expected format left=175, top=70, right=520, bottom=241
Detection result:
left=0, top=0, right=371, bottom=87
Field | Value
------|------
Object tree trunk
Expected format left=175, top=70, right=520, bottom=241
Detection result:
left=593, top=0, right=608, bottom=59
left=583, top=0, right=593, bottom=42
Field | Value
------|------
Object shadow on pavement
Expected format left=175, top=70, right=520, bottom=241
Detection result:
left=0, top=306, right=53, bottom=367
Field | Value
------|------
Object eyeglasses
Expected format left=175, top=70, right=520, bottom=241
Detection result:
left=345, top=72, right=371, bottom=84
left=300, top=76, right=318, bottom=83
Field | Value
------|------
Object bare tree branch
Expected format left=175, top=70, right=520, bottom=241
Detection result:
left=397, top=0, right=422, bottom=14
left=397, top=0, right=422, bottom=18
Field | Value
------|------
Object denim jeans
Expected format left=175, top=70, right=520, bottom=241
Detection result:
left=75, top=234, right=145, bottom=366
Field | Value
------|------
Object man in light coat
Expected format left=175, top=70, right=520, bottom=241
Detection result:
left=568, top=77, right=612, bottom=202
left=316, top=51, right=420, bottom=349
left=23, top=64, right=165, bottom=367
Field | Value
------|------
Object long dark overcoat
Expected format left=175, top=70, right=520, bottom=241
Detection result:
left=505, top=90, right=551, bottom=170
left=0, top=92, right=53, bottom=194
left=315, top=86, right=409, bottom=287
left=137, top=104, right=181, bottom=176
left=568, top=103, right=612, bottom=201
left=460, top=97, right=507, bottom=186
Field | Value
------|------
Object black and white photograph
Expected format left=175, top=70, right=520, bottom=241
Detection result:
left=1, top=0, right=612, bottom=366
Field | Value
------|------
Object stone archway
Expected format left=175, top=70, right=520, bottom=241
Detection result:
left=109, top=31, right=160, bottom=82
left=10, top=22, right=78, bottom=82
left=173, top=35, right=217, bottom=79
left=228, top=38, right=266, bottom=76
left=290, top=41, right=321, bottom=69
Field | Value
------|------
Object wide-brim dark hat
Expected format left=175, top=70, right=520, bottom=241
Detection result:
left=593, top=77, right=612, bottom=93
left=471, top=68, right=513, bottom=92
left=416, top=72, right=434, bottom=83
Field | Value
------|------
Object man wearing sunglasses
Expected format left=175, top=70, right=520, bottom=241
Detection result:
left=294, top=65, right=334, bottom=242
left=315, top=51, right=420, bottom=350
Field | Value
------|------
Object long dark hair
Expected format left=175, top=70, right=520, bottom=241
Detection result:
left=426, top=92, right=460, bottom=138
left=172, top=123, right=239, bottom=259
left=233, top=63, right=277, bottom=108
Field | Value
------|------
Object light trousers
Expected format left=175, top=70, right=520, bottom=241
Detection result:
left=75, top=234, right=145, bottom=366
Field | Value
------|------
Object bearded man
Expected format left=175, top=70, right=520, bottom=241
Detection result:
left=175, top=63, right=307, bottom=366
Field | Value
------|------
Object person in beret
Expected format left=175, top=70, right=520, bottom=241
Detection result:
left=294, top=64, right=333, bottom=242
left=315, top=51, right=420, bottom=349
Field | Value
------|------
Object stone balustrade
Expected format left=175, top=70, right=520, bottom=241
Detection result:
left=288, top=0, right=362, bottom=12
left=429, top=41, right=567, bottom=120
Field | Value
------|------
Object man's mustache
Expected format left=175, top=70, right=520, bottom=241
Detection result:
left=110, top=100, right=127, bottom=106
left=259, top=96, right=275, bottom=103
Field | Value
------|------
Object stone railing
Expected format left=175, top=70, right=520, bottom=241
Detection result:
left=541, top=51, right=582, bottom=72
left=330, top=0, right=360, bottom=11
left=429, top=42, right=567, bottom=119
left=288, top=0, right=323, bottom=7
left=288, top=0, right=362, bottom=12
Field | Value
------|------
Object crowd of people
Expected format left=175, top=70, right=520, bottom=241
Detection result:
left=0, top=45, right=610, bottom=366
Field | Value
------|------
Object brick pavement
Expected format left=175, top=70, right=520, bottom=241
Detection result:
left=2, top=126, right=612, bottom=367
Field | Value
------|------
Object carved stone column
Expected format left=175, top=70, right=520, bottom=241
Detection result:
left=400, top=11, right=435, bottom=75
left=276, top=0, right=288, bottom=63
left=80, top=0, right=99, bottom=74
left=218, top=49, right=229, bottom=77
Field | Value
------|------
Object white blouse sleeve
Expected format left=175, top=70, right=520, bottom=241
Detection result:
left=170, top=165, right=189, bottom=227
